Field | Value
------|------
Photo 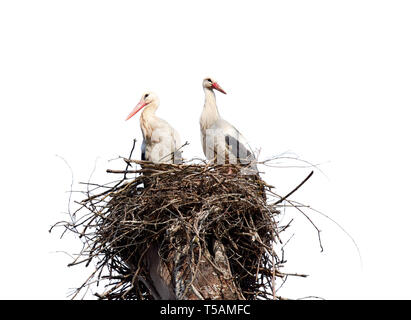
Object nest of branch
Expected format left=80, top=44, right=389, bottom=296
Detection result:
left=59, top=159, right=309, bottom=300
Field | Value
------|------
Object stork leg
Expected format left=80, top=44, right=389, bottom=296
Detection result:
left=225, top=148, right=234, bottom=174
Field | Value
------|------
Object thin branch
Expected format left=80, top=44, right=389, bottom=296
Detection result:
left=274, top=171, right=314, bottom=205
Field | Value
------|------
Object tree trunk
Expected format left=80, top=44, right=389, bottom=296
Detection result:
left=142, top=239, right=244, bottom=300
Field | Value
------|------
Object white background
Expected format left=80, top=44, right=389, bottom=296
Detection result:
left=1, top=0, right=410, bottom=299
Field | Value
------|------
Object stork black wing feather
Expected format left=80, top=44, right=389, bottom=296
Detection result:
left=141, top=140, right=146, bottom=161
left=224, top=134, right=254, bottom=161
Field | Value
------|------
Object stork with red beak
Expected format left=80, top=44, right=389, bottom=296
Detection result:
left=200, top=78, right=257, bottom=173
left=126, top=92, right=182, bottom=164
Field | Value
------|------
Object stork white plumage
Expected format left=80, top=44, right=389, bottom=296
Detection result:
left=125, top=91, right=182, bottom=299
left=200, top=78, right=257, bottom=173
left=126, top=92, right=182, bottom=164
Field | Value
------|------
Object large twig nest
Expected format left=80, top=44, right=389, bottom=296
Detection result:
left=55, top=159, right=309, bottom=300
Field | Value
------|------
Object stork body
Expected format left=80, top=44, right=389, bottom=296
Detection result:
left=200, top=78, right=257, bottom=173
left=127, top=92, right=182, bottom=164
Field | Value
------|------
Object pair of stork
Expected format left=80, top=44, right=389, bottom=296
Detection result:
left=126, top=78, right=256, bottom=172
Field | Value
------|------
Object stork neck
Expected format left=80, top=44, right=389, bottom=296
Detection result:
left=201, top=88, right=221, bottom=129
left=140, top=102, right=158, bottom=139
left=141, top=102, right=158, bottom=118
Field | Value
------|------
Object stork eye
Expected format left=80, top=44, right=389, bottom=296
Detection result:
left=207, top=79, right=212, bottom=82
left=144, top=94, right=149, bottom=99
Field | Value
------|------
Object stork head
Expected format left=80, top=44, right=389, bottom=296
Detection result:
left=126, top=91, right=158, bottom=120
left=203, top=77, right=226, bottom=94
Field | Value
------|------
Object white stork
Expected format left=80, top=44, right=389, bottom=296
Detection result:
left=126, top=92, right=182, bottom=164
left=200, top=78, right=257, bottom=173
left=125, top=91, right=184, bottom=300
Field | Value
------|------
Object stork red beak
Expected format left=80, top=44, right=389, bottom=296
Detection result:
left=212, top=82, right=226, bottom=94
left=126, top=100, right=147, bottom=120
